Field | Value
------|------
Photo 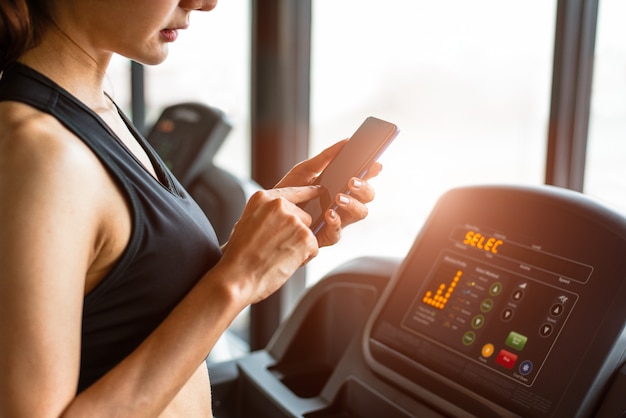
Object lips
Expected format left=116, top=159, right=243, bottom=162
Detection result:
left=160, top=23, right=188, bottom=43
left=160, top=29, right=179, bottom=42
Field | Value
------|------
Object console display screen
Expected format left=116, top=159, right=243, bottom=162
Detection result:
left=402, top=242, right=578, bottom=388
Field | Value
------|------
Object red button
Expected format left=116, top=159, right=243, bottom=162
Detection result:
left=496, top=349, right=518, bottom=370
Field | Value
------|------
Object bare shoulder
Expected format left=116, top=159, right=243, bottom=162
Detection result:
left=0, top=101, right=99, bottom=176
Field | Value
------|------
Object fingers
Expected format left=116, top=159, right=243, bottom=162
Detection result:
left=346, top=177, right=375, bottom=204
left=315, top=175, right=378, bottom=247
left=221, top=188, right=321, bottom=304
left=270, top=152, right=383, bottom=248
left=304, top=139, right=348, bottom=174
left=363, top=161, right=383, bottom=181
left=267, top=185, right=323, bottom=205
left=334, top=190, right=369, bottom=227
left=315, top=208, right=342, bottom=246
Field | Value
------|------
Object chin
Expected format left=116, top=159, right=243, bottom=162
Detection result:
left=128, top=49, right=169, bottom=66
left=143, top=56, right=169, bottom=66
left=133, top=55, right=167, bottom=65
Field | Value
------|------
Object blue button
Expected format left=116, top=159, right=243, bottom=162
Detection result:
left=519, top=360, right=533, bottom=376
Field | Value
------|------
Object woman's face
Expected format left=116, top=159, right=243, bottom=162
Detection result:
left=55, top=0, right=218, bottom=65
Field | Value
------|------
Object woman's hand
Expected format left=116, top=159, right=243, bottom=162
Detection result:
left=275, top=140, right=383, bottom=247
left=219, top=186, right=322, bottom=305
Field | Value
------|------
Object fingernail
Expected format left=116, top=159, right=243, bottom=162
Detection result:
left=338, top=195, right=350, bottom=205
left=352, top=178, right=362, bottom=188
left=329, top=209, right=337, bottom=219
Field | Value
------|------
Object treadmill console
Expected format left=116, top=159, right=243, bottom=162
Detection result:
left=365, top=185, right=626, bottom=417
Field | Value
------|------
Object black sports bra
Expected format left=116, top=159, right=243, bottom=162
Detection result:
left=0, top=63, right=222, bottom=392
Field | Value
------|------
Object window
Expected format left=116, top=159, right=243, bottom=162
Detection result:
left=585, top=0, right=626, bottom=213
left=308, top=1, right=557, bottom=283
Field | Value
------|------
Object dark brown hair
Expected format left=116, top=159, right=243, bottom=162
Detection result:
left=0, top=0, right=49, bottom=71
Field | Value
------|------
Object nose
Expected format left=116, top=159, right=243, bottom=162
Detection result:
left=180, top=0, right=217, bottom=12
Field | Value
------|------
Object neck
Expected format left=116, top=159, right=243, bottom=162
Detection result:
left=18, top=23, right=114, bottom=111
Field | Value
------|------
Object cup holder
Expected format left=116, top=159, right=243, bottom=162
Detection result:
left=268, top=283, right=378, bottom=398
left=269, top=360, right=334, bottom=398
left=303, top=379, right=412, bottom=418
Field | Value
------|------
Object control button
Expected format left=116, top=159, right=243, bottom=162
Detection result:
left=501, top=308, right=514, bottom=322
left=550, top=303, right=564, bottom=317
left=496, top=349, right=518, bottom=370
left=539, top=323, right=553, bottom=337
left=511, top=289, right=524, bottom=302
left=489, top=282, right=503, bottom=296
left=480, top=298, right=494, bottom=313
left=519, top=360, right=533, bottom=376
left=471, top=315, right=485, bottom=329
left=505, top=331, right=528, bottom=351
left=462, top=331, right=476, bottom=346
left=481, top=343, right=495, bottom=358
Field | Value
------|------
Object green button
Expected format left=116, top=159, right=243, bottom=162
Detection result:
left=471, top=315, right=485, bottom=329
left=480, top=298, right=494, bottom=313
left=489, top=282, right=503, bottom=296
left=505, top=331, right=528, bottom=351
left=462, top=331, right=476, bottom=346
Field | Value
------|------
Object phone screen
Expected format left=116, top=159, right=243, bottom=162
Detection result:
left=301, top=116, right=399, bottom=234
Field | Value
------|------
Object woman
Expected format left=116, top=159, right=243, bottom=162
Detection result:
left=0, top=0, right=381, bottom=416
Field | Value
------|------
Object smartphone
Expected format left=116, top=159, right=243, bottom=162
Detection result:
left=301, top=116, right=400, bottom=235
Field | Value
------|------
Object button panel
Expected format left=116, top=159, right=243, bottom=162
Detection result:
left=403, top=251, right=578, bottom=386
